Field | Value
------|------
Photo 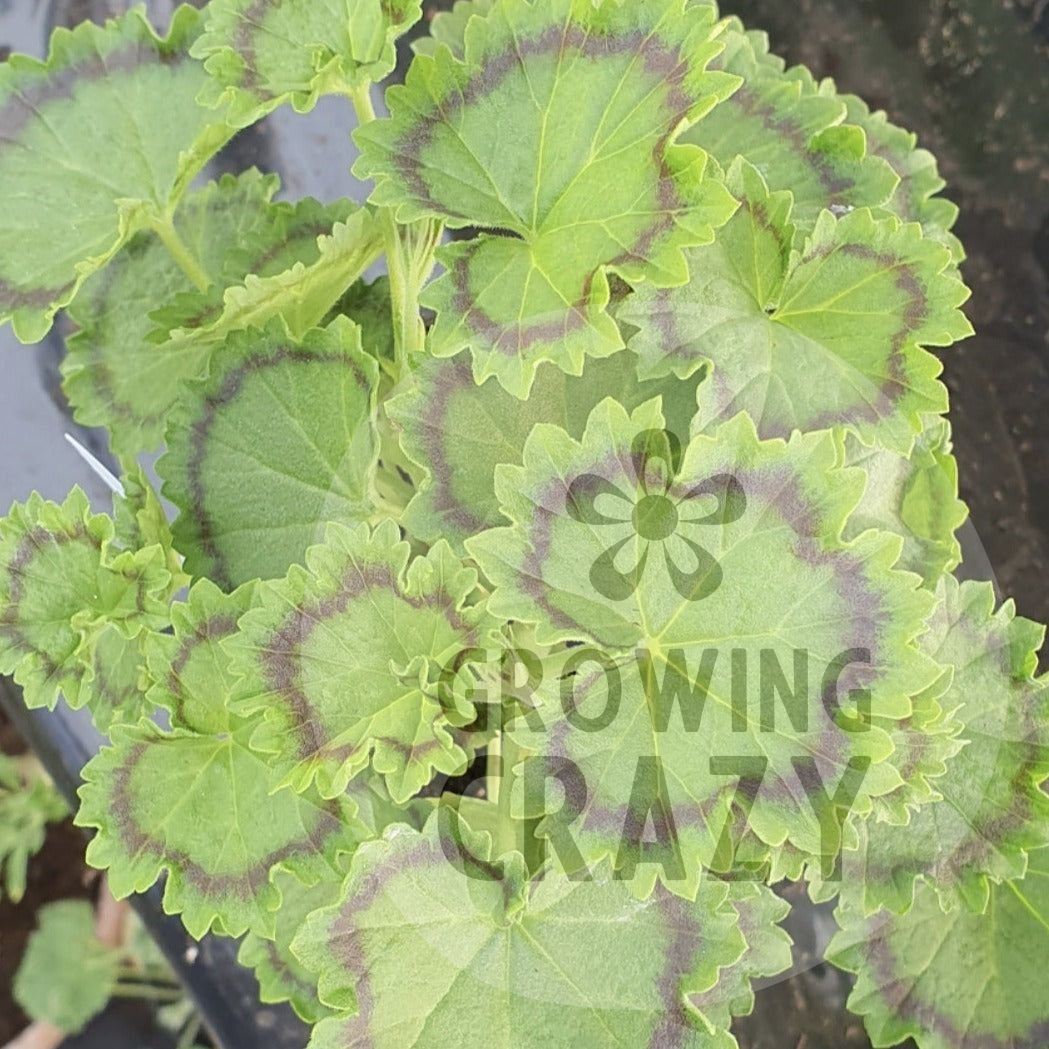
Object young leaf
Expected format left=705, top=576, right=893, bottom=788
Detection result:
left=823, top=578, right=1049, bottom=916
left=412, top=0, right=494, bottom=58
left=76, top=719, right=361, bottom=939
left=158, top=317, right=380, bottom=589
left=357, top=0, right=739, bottom=395
left=238, top=869, right=339, bottom=1023
left=152, top=205, right=382, bottom=347
left=112, top=462, right=188, bottom=589
left=828, top=848, right=1049, bottom=1049
left=226, top=519, right=500, bottom=802
left=0, top=6, right=233, bottom=342
left=387, top=349, right=703, bottom=551
left=193, top=0, right=423, bottom=126
left=0, top=756, right=66, bottom=903
left=841, top=418, right=966, bottom=587
left=62, top=174, right=373, bottom=456
left=291, top=810, right=791, bottom=1049
left=13, top=900, right=120, bottom=1033
left=0, top=489, right=170, bottom=711
left=620, top=160, right=973, bottom=453
left=469, top=402, right=942, bottom=891
left=335, top=276, right=397, bottom=374
left=145, top=579, right=260, bottom=735
left=81, top=624, right=155, bottom=734
left=685, top=24, right=899, bottom=230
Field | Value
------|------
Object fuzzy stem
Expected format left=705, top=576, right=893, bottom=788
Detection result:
left=348, top=82, right=442, bottom=379
left=150, top=216, right=210, bottom=292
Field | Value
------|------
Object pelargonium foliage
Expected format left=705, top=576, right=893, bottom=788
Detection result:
left=0, top=2, right=1042, bottom=1047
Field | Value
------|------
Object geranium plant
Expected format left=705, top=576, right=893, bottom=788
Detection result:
left=0, top=1, right=1046, bottom=1047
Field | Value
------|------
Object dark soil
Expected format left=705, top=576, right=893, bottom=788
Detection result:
left=0, top=712, right=93, bottom=1045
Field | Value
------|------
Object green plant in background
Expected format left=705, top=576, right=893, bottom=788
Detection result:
left=14, top=897, right=209, bottom=1044
left=0, top=755, right=66, bottom=903
left=0, top=1, right=1045, bottom=1048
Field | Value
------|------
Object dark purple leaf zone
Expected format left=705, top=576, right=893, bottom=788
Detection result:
left=851, top=585, right=1049, bottom=908
left=443, top=243, right=609, bottom=360
left=77, top=725, right=353, bottom=938
left=250, top=558, right=479, bottom=769
left=842, top=892, right=1049, bottom=1049
left=167, top=337, right=372, bottom=590
left=305, top=815, right=753, bottom=1048
left=0, top=8, right=203, bottom=313
left=361, top=0, right=734, bottom=372
left=161, top=612, right=240, bottom=729
left=0, top=518, right=98, bottom=689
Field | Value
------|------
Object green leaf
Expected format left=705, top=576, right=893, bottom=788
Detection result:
left=76, top=718, right=361, bottom=939
left=158, top=317, right=380, bottom=589
left=840, top=92, right=964, bottom=260
left=468, top=402, right=942, bottom=892
left=0, top=489, right=170, bottom=711
left=357, top=0, right=739, bottom=395
left=828, top=847, right=1049, bottom=1049
left=412, top=0, right=494, bottom=58
left=0, top=756, right=66, bottom=903
left=620, top=160, right=973, bottom=453
left=193, top=0, right=423, bottom=126
left=112, top=461, right=190, bottom=593
left=335, top=276, right=397, bottom=374
left=292, top=809, right=791, bottom=1049
left=81, top=624, right=155, bottom=734
left=227, top=519, right=500, bottom=803
left=387, top=349, right=704, bottom=551
left=821, top=577, right=1049, bottom=916
left=841, top=418, right=967, bottom=587
left=238, top=868, right=339, bottom=1023
left=145, top=579, right=259, bottom=735
left=685, top=23, right=899, bottom=230
left=14, top=900, right=120, bottom=1032
left=0, top=6, right=233, bottom=342
left=153, top=204, right=382, bottom=346
left=62, top=174, right=372, bottom=456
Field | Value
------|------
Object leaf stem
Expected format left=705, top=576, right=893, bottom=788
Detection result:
left=111, top=982, right=184, bottom=1003
left=489, top=732, right=524, bottom=860
left=149, top=215, right=210, bottom=292
left=348, top=82, right=443, bottom=379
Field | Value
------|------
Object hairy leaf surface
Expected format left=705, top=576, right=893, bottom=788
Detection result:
left=238, top=869, right=339, bottom=1023
left=228, top=520, right=500, bottom=802
left=76, top=719, right=361, bottom=939
left=840, top=92, right=963, bottom=259
left=388, top=349, right=703, bottom=550
left=194, top=0, right=423, bottom=126
left=63, top=175, right=373, bottom=456
left=822, top=578, right=1049, bottom=916
left=292, top=811, right=791, bottom=1049
left=0, top=489, right=170, bottom=711
left=159, top=318, right=379, bottom=588
left=469, top=401, right=941, bottom=891
left=620, top=160, right=972, bottom=452
left=145, top=579, right=259, bottom=735
left=829, top=848, right=1049, bottom=1049
left=685, top=23, right=898, bottom=230
left=357, top=0, right=740, bottom=395
left=842, top=418, right=966, bottom=587
left=0, top=7, right=233, bottom=341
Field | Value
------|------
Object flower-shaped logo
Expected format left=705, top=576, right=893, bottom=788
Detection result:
left=566, top=429, right=746, bottom=602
